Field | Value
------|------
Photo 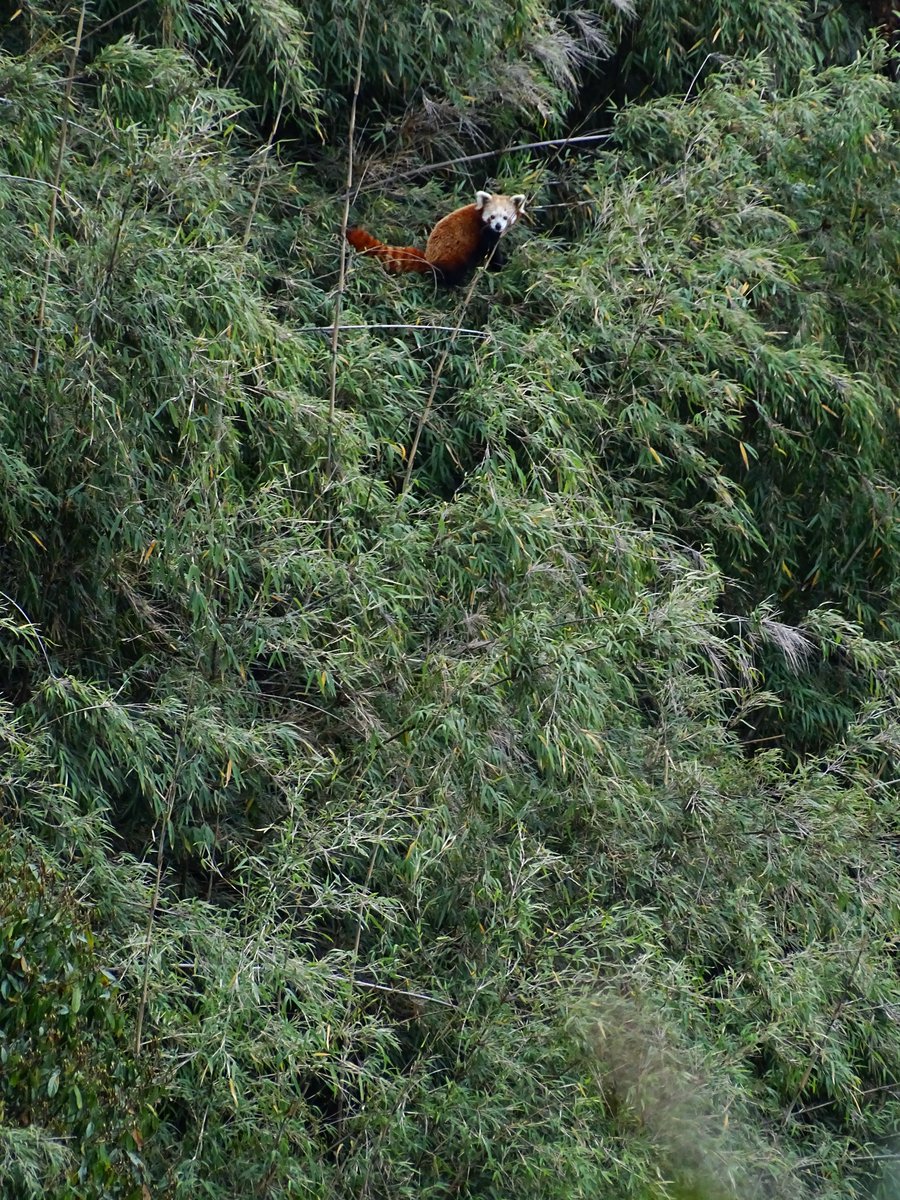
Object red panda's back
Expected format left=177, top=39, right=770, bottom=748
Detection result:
left=424, top=204, right=484, bottom=275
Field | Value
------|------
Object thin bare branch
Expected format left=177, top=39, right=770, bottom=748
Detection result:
left=242, top=47, right=300, bottom=248
left=328, top=973, right=457, bottom=1007
left=298, top=322, right=491, bottom=337
left=349, top=132, right=613, bottom=195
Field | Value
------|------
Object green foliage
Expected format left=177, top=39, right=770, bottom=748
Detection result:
left=536, top=56, right=900, bottom=628
left=0, top=832, right=150, bottom=1198
left=84, top=0, right=627, bottom=142
left=622, top=0, right=875, bottom=93
left=2, top=2, right=900, bottom=1198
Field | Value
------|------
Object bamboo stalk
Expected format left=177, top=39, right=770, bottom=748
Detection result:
left=32, top=1, right=87, bottom=372
left=325, top=0, right=371, bottom=548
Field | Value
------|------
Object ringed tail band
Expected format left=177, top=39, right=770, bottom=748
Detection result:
left=346, top=190, right=526, bottom=286
left=346, top=228, right=434, bottom=275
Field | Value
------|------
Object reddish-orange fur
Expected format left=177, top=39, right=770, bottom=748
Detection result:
left=346, top=228, right=432, bottom=275
left=347, top=192, right=525, bottom=286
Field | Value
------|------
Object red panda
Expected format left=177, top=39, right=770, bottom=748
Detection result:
left=347, top=190, right=526, bottom=286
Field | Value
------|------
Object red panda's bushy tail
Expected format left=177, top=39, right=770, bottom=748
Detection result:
left=347, top=228, right=433, bottom=275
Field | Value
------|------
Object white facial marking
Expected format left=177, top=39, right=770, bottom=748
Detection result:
left=482, top=200, right=517, bottom=235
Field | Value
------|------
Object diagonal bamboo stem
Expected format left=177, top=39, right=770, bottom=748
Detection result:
left=399, top=249, right=498, bottom=496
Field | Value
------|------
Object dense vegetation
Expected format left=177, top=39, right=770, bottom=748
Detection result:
left=1, top=0, right=899, bottom=1196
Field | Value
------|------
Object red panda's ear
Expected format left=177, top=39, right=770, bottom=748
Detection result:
left=511, top=194, right=526, bottom=213
left=475, top=190, right=492, bottom=209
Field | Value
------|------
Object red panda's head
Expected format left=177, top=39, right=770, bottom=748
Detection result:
left=475, top=190, right=527, bottom=236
